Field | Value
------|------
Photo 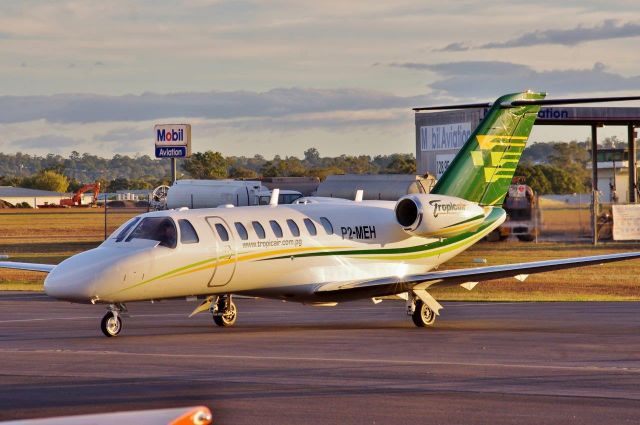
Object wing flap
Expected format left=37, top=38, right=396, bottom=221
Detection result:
left=0, top=261, right=56, bottom=273
left=315, top=251, right=640, bottom=298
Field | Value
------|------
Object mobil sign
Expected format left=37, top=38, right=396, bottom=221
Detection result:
left=154, top=124, right=191, bottom=158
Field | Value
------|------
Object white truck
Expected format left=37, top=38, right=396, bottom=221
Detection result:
left=315, top=174, right=436, bottom=201
left=165, top=179, right=302, bottom=209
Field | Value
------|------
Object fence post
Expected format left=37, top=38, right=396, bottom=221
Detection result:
left=104, top=194, right=108, bottom=240
left=534, top=193, right=539, bottom=244
left=591, top=190, right=598, bottom=246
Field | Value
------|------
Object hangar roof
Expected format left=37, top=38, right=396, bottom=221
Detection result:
left=0, top=186, right=66, bottom=197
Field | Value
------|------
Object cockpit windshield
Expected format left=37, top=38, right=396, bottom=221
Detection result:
left=112, top=217, right=141, bottom=242
left=125, top=217, right=177, bottom=248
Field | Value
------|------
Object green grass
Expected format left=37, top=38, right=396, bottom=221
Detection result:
left=0, top=209, right=140, bottom=291
left=431, top=242, right=640, bottom=301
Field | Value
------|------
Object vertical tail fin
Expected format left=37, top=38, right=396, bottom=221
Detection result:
left=430, top=91, right=545, bottom=206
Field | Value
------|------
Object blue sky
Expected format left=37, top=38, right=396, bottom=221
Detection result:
left=1, top=0, right=640, bottom=158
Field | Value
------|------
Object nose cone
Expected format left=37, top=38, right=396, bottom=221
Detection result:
left=44, top=268, right=93, bottom=303
left=44, top=250, right=106, bottom=303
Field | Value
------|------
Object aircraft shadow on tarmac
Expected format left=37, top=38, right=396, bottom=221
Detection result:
left=0, top=319, right=594, bottom=343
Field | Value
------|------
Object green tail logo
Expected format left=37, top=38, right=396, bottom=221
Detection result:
left=431, top=91, right=545, bottom=206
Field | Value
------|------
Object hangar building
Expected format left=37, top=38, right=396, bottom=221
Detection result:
left=0, top=186, right=77, bottom=208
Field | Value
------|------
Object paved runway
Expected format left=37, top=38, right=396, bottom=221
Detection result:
left=0, top=292, right=639, bottom=424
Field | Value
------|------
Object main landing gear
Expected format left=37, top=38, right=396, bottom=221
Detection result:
left=406, top=294, right=438, bottom=327
left=212, top=294, right=237, bottom=327
left=100, top=303, right=127, bottom=337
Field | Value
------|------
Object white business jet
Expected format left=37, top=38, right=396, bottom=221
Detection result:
left=3, top=91, right=640, bottom=337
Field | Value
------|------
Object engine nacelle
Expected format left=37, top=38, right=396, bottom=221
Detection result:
left=394, top=194, right=486, bottom=238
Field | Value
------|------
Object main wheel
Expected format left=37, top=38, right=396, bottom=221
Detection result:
left=213, top=301, right=237, bottom=327
left=517, top=234, right=535, bottom=242
left=101, top=311, right=122, bottom=337
left=411, top=300, right=436, bottom=327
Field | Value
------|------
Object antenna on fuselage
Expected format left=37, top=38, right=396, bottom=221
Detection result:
left=269, top=188, right=280, bottom=206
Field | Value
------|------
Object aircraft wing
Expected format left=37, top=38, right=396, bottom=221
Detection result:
left=0, top=261, right=56, bottom=273
left=314, top=251, right=640, bottom=299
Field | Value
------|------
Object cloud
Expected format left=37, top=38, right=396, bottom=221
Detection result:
left=94, top=126, right=150, bottom=143
left=13, top=134, right=81, bottom=149
left=389, top=60, right=640, bottom=98
left=207, top=109, right=411, bottom=132
left=0, top=88, right=427, bottom=124
left=483, top=20, right=640, bottom=49
left=389, top=61, right=531, bottom=76
left=436, top=20, right=640, bottom=51
left=434, top=42, right=470, bottom=52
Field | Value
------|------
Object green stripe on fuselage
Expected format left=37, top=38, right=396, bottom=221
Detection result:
left=442, top=213, right=485, bottom=229
left=264, top=207, right=504, bottom=261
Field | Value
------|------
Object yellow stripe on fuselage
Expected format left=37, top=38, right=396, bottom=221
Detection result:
left=110, top=245, right=350, bottom=295
left=170, top=245, right=348, bottom=279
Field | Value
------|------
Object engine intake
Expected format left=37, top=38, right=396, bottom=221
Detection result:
left=395, top=197, right=420, bottom=227
left=394, top=194, right=486, bottom=238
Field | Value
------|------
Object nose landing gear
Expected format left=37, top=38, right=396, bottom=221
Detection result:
left=212, top=295, right=237, bottom=327
left=100, top=303, right=127, bottom=337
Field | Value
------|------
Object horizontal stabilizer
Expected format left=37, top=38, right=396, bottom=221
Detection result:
left=414, top=95, right=640, bottom=111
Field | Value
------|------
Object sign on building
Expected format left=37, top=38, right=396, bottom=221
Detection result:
left=435, top=153, right=456, bottom=178
left=154, top=124, right=191, bottom=158
left=414, top=109, right=485, bottom=176
left=612, top=204, right=640, bottom=240
left=419, top=123, right=471, bottom=152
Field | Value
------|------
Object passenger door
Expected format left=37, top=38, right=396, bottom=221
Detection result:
left=206, top=216, right=237, bottom=287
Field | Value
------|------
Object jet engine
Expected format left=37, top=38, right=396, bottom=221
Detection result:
left=394, top=194, right=486, bottom=238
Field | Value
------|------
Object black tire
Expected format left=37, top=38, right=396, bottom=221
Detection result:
left=517, top=234, right=535, bottom=242
left=100, top=311, right=122, bottom=337
left=411, top=300, right=436, bottom=327
left=213, top=301, right=237, bottom=327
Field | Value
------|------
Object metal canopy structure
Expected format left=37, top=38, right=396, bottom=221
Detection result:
left=535, top=107, right=640, bottom=244
left=415, top=105, right=640, bottom=245
left=534, top=106, right=640, bottom=199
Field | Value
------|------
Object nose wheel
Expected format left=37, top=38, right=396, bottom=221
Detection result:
left=101, top=311, right=122, bottom=337
left=100, top=304, right=126, bottom=337
left=212, top=295, right=237, bottom=327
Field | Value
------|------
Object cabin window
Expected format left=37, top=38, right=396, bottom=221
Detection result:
left=303, top=218, right=317, bottom=236
left=126, top=217, right=177, bottom=248
left=114, top=217, right=141, bottom=242
left=319, top=217, right=334, bottom=235
left=286, top=219, right=300, bottom=237
left=258, top=196, right=270, bottom=205
left=235, top=222, right=249, bottom=240
left=270, top=220, right=283, bottom=238
left=215, top=223, right=229, bottom=242
left=281, top=193, right=303, bottom=204
left=252, top=221, right=266, bottom=239
left=179, top=219, right=199, bottom=244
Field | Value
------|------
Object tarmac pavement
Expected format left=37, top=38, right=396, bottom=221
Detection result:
left=0, top=292, right=639, bottom=424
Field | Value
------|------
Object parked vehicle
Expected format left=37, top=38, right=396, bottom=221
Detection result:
left=486, top=183, right=537, bottom=242
left=164, top=179, right=302, bottom=209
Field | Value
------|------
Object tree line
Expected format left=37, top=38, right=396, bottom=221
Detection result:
left=0, top=139, right=626, bottom=194
left=0, top=148, right=416, bottom=193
